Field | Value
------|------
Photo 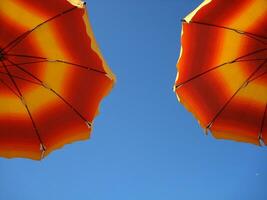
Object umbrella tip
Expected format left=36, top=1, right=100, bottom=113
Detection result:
left=40, top=144, right=47, bottom=160
left=205, top=123, right=213, bottom=135
left=204, top=128, right=209, bottom=135
left=67, top=0, right=85, bottom=8
left=105, top=73, right=113, bottom=80
left=258, top=136, right=265, bottom=146
left=175, top=83, right=183, bottom=90
left=85, top=121, right=92, bottom=129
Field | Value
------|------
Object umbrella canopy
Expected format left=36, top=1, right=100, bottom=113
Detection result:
left=0, top=0, right=115, bottom=160
left=175, top=0, right=267, bottom=145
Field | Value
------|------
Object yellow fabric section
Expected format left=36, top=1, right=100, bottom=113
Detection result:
left=215, top=61, right=266, bottom=104
left=227, top=0, right=267, bottom=31
left=30, top=25, right=69, bottom=92
left=0, top=1, right=44, bottom=29
left=212, top=130, right=260, bottom=146
left=174, top=27, right=184, bottom=92
left=216, top=1, right=266, bottom=101
left=216, top=31, right=243, bottom=65
left=24, top=85, right=58, bottom=113
left=0, top=148, right=41, bottom=160
left=215, top=61, right=247, bottom=95
left=0, top=96, right=25, bottom=115
left=38, top=62, right=70, bottom=93
left=0, top=1, right=69, bottom=99
left=238, top=80, right=267, bottom=104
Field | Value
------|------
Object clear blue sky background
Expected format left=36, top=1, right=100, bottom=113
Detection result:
left=1, top=0, right=266, bottom=199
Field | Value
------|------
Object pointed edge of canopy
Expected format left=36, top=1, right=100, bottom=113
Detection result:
left=184, top=0, right=212, bottom=23
left=66, top=0, right=86, bottom=8
left=83, top=5, right=116, bottom=83
left=81, top=4, right=116, bottom=124
left=175, top=89, right=263, bottom=146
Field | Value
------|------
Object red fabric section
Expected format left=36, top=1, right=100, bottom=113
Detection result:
left=211, top=98, right=264, bottom=143
left=30, top=93, right=90, bottom=152
left=0, top=13, right=27, bottom=50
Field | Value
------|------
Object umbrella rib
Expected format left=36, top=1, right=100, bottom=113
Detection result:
left=206, top=60, right=267, bottom=130
left=0, top=60, right=46, bottom=158
left=0, top=60, right=48, bottom=68
left=0, top=71, right=42, bottom=85
left=0, top=78, right=20, bottom=98
left=5, top=58, right=92, bottom=127
left=184, top=20, right=267, bottom=45
left=0, top=6, right=78, bottom=53
left=4, top=53, right=107, bottom=75
left=175, top=48, right=267, bottom=88
left=4, top=54, right=47, bottom=60
left=247, top=71, right=267, bottom=84
left=259, top=103, right=267, bottom=145
left=2, top=31, right=31, bottom=54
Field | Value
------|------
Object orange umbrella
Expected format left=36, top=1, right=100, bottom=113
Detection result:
left=0, top=0, right=115, bottom=160
left=175, top=0, right=267, bottom=145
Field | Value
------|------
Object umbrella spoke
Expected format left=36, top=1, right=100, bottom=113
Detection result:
left=4, top=53, right=47, bottom=60
left=247, top=71, right=267, bottom=84
left=184, top=20, right=267, bottom=45
left=0, top=78, right=20, bottom=98
left=0, top=60, right=48, bottom=68
left=0, top=6, right=78, bottom=53
left=5, top=58, right=92, bottom=127
left=206, top=59, right=267, bottom=130
left=4, top=53, right=107, bottom=75
left=0, top=71, right=42, bottom=86
left=176, top=48, right=267, bottom=88
left=0, top=60, right=45, bottom=158
left=237, top=58, right=266, bottom=62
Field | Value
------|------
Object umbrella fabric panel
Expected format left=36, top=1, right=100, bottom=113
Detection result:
left=17, top=83, right=91, bottom=158
left=0, top=0, right=115, bottom=160
left=175, top=0, right=267, bottom=145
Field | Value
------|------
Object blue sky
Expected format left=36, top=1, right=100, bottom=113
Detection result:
left=1, top=1, right=266, bottom=199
